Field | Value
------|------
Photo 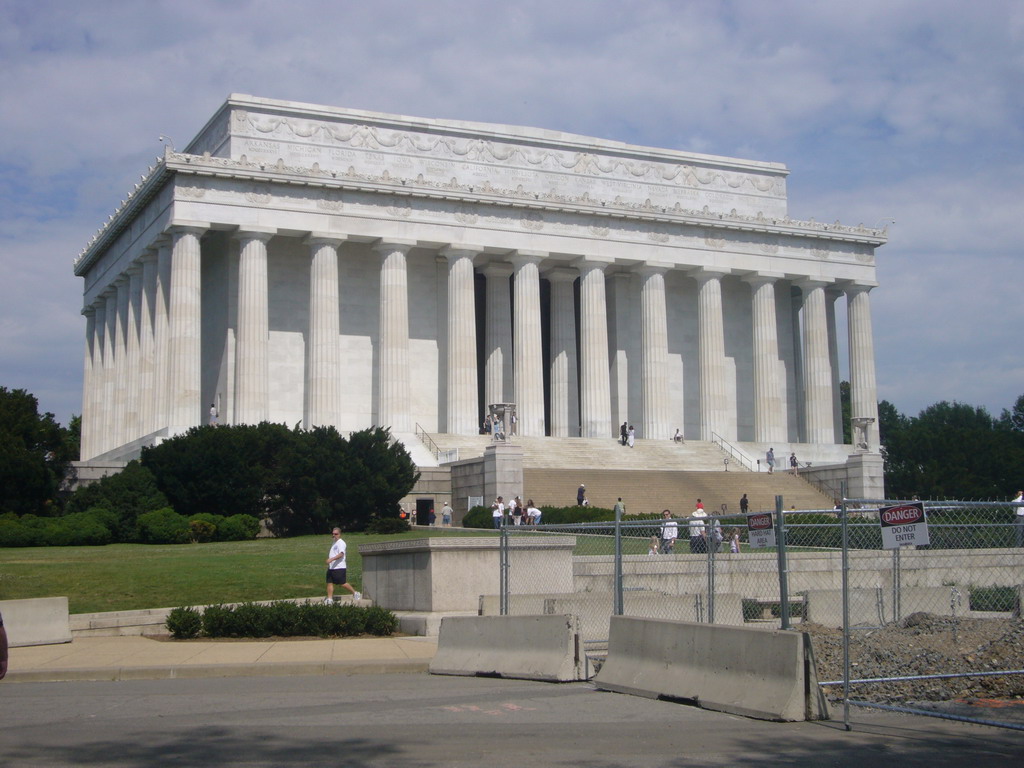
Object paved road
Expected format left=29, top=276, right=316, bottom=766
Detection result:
left=1, top=673, right=1021, bottom=767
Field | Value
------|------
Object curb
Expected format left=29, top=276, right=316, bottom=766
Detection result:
left=4, top=659, right=431, bottom=684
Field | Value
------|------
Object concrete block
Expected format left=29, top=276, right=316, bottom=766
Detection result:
left=430, top=614, right=586, bottom=682
left=595, top=616, right=829, bottom=722
left=0, top=597, right=72, bottom=647
left=802, top=588, right=883, bottom=628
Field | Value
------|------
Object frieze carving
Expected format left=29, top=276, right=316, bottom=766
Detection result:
left=244, top=183, right=272, bottom=205
left=647, top=225, right=671, bottom=243
left=812, top=247, right=829, bottom=260
left=178, top=185, right=206, bottom=199
left=589, top=223, right=610, bottom=238
left=386, top=199, right=412, bottom=218
left=316, top=191, right=344, bottom=212
left=454, top=203, right=479, bottom=224
left=703, top=230, right=726, bottom=249
left=759, top=236, right=779, bottom=255
left=520, top=211, right=544, bottom=231
left=233, top=111, right=788, bottom=197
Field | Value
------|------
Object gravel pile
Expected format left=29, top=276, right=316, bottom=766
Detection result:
left=805, top=613, right=1024, bottom=704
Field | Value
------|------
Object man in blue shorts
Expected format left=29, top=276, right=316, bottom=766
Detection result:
left=325, top=528, right=361, bottom=603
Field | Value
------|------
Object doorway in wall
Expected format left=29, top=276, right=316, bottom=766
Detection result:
left=415, top=498, right=435, bottom=526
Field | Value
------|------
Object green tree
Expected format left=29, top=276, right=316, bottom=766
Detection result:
left=880, top=399, right=1024, bottom=499
left=839, top=381, right=851, bottom=444
left=999, top=393, right=1024, bottom=432
left=141, top=423, right=419, bottom=535
left=64, top=460, right=169, bottom=541
left=0, top=387, right=72, bottom=516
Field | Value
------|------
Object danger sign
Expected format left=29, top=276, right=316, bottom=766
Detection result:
left=879, top=502, right=929, bottom=549
left=746, top=511, right=776, bottom=549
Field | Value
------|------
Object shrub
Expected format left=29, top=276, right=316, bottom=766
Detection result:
left=64, top=460, right=169, bottom=542
left=219, top=514, right=259, bottom=541
left=364, top=605, right=399, bottom=636
left=137, top=507, right=190, bottom=544
left=188, top=519, right=217, bottom=543
left=970, top=585, right=1018, bottom=613
left=172, top=601, right=398, bottom=639
left=166, top=607, right=202, bottom=639
left=365, top=516, right=411, bottom=535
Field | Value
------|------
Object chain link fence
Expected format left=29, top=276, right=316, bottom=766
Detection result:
left=492, top=496, right=1024, bottom=730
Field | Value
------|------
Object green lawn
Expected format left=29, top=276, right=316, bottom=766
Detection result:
left=0, top=528, right=494, bottom=614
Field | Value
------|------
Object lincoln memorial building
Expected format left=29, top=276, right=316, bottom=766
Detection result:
left=74, top=95, right=885, bottom=501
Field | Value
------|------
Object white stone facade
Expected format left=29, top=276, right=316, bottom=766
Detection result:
left=74, top=95, right=884, bottom=463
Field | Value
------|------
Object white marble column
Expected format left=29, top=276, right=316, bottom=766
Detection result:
left=167, top=225, right=206, bottom=432
left=826, top=289, right=843, bottom=443
left=798, top=279, right=835, bottom=444
left=153, top=237, right=172, bottom=432
left=695, top=268, right=731, bottom=441
left=139, top=252, right=158, bottom=436
left=638, top=264, right=671, bottom=440
left=234, top=229, right=273, bottom=425
left=112, top=276, right=130, bottom=450
left=101, top=289, right=118, bottom=454
left=607, top=271, right=632, bottom=432
left=847, top=283, right=880, bottom=449
left=306, top=235, right=345, bottom=428
left=578, top=258, right=613, bottom=438
left=376, top=241, right=414, bottom=433
left=79, top=307, right=97, bottom=460
left=124, top=266, right=143, bottom=443
left=743, top=274, right=786, bottom=443
left=546, top=267, right=579, bottom=437
left=483, top=262, right=513, bottom=410
left=442, top=247, right=479, bottom=435
left=511, top=251, right=545, bottom=437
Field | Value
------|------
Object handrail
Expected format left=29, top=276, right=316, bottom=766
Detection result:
left=414, top=423, right=442, bottom=462
left=414, top=423, right=458, bottom=464
left=709, top=432, right=756, bottom=472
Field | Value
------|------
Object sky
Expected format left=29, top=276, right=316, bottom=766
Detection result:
left=1, top=0, right=1021, bottom=427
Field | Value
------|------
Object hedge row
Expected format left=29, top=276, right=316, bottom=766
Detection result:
left=0, top=508, right=259, bottom=547
left=165, top=601, right=399, bottom=639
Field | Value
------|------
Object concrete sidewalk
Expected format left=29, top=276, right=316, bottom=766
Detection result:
left=5, top=634, right=439, bottom=683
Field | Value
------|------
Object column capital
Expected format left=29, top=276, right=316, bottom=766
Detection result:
left=741, top=271, right=785, bottom=287
left=544, top=266, right=578, bottom=283
left=574, top=255, right=614, bottom=270
left=138, top=248, right=158, bottom=265
left=305, top=233, right=349, bottom=248
left=81, top=305, right=96, bottom=318
left=166, top=221, right=210, bottom=236
left=481, top=260, right=514, bottom=278
left=440, top=245, right=482, bottom=260
left=843, top=280, right=879, bottom=296
left=634, top=261, right=672, bottom=278
left=234, top=226, right=276, bottom=242
left=373, top=239, right=416, bottom=255
left=509, top=250, right=544, bottom=269
left=794, top=277, right=835, bottom=291
left=691, top=266, right=730, bottom=284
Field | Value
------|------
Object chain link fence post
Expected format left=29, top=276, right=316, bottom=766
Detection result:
left=839, top=481, right=851, bottom=731
left=774, top=494, right=791, bottom=631
left=614, top=505, right=624, bottom=616
left=499, top=523, right=508, bottom=616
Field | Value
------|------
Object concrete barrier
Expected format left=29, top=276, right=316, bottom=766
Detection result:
left=482, top=591, right=745, bottom=639
left=430, top=614, right=587, bottom=682
left=594, top=616, right=829, bottom=722
left=0, top=597, right=72, bottom=647
left=803, top=588, right=883, bottom=628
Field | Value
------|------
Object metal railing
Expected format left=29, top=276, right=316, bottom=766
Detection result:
left=413, top=424, right=459, bottom=463
left=709, top=431, right=756, bottom=472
